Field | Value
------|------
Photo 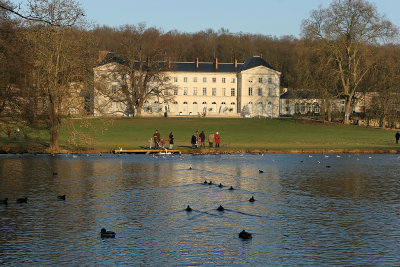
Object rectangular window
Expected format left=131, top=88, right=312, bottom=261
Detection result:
left=193, top=87, right=197, bottom=96
left=212, top=78, right=216, bottom=83
left=203, top=77, right=207, bottom=83
left=174, top=77, right=178, bottom=82
left=193, top=77, right=197, bottom=83
left=259, top=77, right=263, bottom=83
left=174, top=89, right=178, bottom=95
left=212, top=88, right=216, bottom=96
left=184, top=77, right=188, bottom=82
left=222, top=78, right=226, bottom=83
left=231, top=88, right=235, bottom=96
left=202, top=87, right=207, bottom=96
left=164, top=89, right=168, bottom=95
left=183, top=87, right=188, bottom=95
left=222, top=88, right=226, bottom=96
left=231, top=78, right=235, bottom=83
left=248, top=87, right=253, bottom=96
left=258, top=88, right=262, bottom=96
left=268, top=88, right=272, bottom=96
left=112, top=85, right=117, bottom=93
left=268, top=78, right=272, bottom=84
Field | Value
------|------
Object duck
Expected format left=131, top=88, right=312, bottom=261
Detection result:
left=53, top=172, right=58, bottom=175
left=203, top=180, right=208, bottom=184
left=189, top=167, right=192, bottom=170
left=239, top=230, right=252, bottom=239
left=326, top=165, right=331, bottom=168
left=100, top=228, right=115, bottom=238
left=185, top=205, right=192, bottom=212
left=217, top=205, right=224, bottom=211
left=57, top=195, right=66, bottom=200
left=249, top=196, right=255, bottom=202
left=208, top=181, right=212, bottom=185
left=17, top=197, right=27, bottom=203
left=218, top=183, right=223, bottom=188
left=258, top=170, right=264, bottom=173
left=229, top=186, right=234, bottom=190
left=0, top=198, right=8, bottom=205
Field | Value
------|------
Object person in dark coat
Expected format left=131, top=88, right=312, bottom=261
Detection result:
left=396, top=131, right=400, bottom=144
left=169, top=132, right=174, bottom=149
left=191, top=133, right=197, bottom=148
left=199, top=131, right=205, bottom=148
left=153, top=130, right=161, bottom=149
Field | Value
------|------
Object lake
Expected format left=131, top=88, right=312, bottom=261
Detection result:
left=0, top=153, right=399, bottom=266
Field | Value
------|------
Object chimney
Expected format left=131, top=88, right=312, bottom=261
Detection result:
left=234, top=59, right=237, bottom=68
left=196, top=58, right=199, bottom=69
left=98, top=50, right=108, bottom=63
left=214, top=58, right=218, bottom=70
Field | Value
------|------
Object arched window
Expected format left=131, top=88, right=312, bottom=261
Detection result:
left=211, top=102, right=217, bottom=112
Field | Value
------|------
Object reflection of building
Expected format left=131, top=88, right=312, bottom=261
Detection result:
left=94, top=54, right=281, bottom=118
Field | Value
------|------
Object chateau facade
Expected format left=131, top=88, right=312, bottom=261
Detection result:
left=94, top=55, right=281, bottom=118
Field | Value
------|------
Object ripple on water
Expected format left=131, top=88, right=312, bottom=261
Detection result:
left=0, top=154, right=399, bottom=265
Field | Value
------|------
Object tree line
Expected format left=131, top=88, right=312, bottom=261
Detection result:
left=1, top=0, right=399, bottom=152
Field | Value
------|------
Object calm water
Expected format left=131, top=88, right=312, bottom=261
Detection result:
left=0, top=153, right=399, bottom=266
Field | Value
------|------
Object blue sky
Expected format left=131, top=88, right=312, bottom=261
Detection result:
left=79, top=0, right=400, bottom=37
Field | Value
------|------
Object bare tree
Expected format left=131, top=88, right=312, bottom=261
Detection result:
left=95, top=24, right=177, bottom=117
left=301, top=0, right=398, bottom=124
left=22, top=0, right=89, bottom=152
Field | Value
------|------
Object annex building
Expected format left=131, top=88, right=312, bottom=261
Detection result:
left=94, top=54, right=281, bottom=118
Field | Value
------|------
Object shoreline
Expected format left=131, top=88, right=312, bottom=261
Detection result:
left=1, top=147, right=399, bottom=155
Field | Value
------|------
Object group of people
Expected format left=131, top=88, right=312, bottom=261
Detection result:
left=148, top=129, right=221, bottom=150
left=5, top=128, right=20, bottom=140
left=191, top=130, right=220, bottom=149
left=150, top=130, right=174, bottom=149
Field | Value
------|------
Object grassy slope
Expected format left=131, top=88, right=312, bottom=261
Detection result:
left=58, top=117, right=398, bottom=152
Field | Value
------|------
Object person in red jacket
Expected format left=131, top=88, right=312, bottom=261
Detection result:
left=215, top=132, right=220, bottom=148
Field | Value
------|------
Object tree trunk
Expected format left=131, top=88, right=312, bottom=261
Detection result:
left=327, top=100, right=332, bottom=122
left=49, top=100, right=60, bottom=152
left=379, top=115, right=386, bottom=128
left=136, top=106, right=142, bottom=117
left=344, top=97, right=352, bottom=125
left=321, top=99, right=326, bottom=123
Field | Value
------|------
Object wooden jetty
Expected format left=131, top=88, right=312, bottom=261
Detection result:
left=112, top=149, right=181, bottom=155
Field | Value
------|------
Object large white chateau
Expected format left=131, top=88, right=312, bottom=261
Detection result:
left=94, top=54, right=281, bottom=118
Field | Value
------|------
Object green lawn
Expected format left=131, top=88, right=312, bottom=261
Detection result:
left=1, top=117, right=398, bottom=153
left=55, top=117, right=399, bottom=153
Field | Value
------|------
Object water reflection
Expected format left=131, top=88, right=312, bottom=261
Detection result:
left=0, top=153, right=399, bottom=265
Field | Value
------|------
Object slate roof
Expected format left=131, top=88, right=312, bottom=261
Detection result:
left=280, top=90, right=319, bottom=99
left=98, top=53, right=275, bottom=73
left=170, top=62, right=243, bottom=73
left=242, top=56, right=275, bottom=71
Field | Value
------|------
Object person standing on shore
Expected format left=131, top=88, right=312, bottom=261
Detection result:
left=208, top=132, right=215, bottom=148
left=191, top=132, right=197, bottom=148
left=396, top=131, right=400, bottom=144
left=215, top=132, right=220, bottom=148
left=153, top=130, right=161, bottom=149
left=199, top=131, right=205, bottom=148
left=169, top=132, right=174, bottom=149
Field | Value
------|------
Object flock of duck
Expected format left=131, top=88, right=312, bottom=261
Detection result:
left=0, top=194, right=116, bottom=239
left=183, top=175, right=257, bottom=240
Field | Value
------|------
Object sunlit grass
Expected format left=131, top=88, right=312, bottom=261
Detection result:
left=58, top=117, right=398, bottom=152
